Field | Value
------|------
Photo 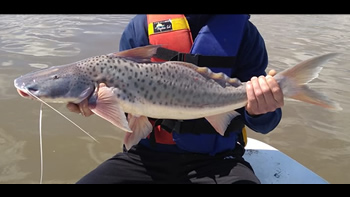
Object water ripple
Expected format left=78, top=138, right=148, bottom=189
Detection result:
left=0, top=15, right=134, bottom=58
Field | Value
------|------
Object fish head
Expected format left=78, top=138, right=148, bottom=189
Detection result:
left=14, top=63, right=95, bottom=104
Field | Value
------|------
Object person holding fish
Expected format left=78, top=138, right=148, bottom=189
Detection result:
left=68, top=14, right=284, bottom=184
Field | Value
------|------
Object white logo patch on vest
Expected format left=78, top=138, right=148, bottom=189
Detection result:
left=153, top=20, right=172, bottom=33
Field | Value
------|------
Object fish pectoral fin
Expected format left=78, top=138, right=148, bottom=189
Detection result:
left=205, top=111, right=241, bottom=136
left=124, top=114, right=153, bottom=150
left=89, top=86, right=132, bottom=133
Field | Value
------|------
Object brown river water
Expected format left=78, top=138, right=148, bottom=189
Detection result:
left=0, top=15, right=349, bottom=184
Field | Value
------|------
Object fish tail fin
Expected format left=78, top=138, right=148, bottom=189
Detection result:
left=275, top=53, right=342, bottom=111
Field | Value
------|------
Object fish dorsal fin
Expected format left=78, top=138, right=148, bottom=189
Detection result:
left=167, top=61, right=242, bottom=87
left=108, top=45, right=162, bottom=63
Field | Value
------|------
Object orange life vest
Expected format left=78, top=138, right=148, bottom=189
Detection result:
left=146, top=14, right=196, bottom=144
left=147, top=14, right=193, bottom=62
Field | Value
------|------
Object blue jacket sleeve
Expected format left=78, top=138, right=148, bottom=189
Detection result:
left=119, top=15, right=149, bottom=51
left=235, top=20, right=282, bottom=134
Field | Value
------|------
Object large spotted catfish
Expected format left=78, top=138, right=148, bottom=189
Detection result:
left=14, top=45, right=342, bottom=149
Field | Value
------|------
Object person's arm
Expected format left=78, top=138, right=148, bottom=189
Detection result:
left=119, top=15, right=149, bottom=51
left=235, top=20, right=283, bottom=134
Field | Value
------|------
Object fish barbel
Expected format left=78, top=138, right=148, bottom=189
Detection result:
left=14, top=45, right=342, bottom=149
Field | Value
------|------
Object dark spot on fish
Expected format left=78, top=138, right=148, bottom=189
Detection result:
left=117, top=59, right=121, bottom=64
left=129, top=63, right=134, bottom=67
left=122, top=73, right=125, bottom=76
left=117, top=94, right=121, bottom=98
left=149, top=81, right=153, bottom=86
left=134, top=72, right=138, bottom=78
left=128, top=76, right=132, bottom=80
left=149, top=94, right=153, bottom=101
left=118, top=68, right=122, bottom=72
left=140, top=87, right=144, bottom=91
left=152, top=86, right=157, bottom=92
left=92, top=67, right=96, bottom=72
left=124, top=66, right=128, bottom=71
left=134, top=82, right=139, bottom=88
left=100, top=67, right=104, bottom=73
left=109, top=79, right=114, bottom=84
left=163, top=84, right=167, bottom=89
left=156, top=91, right=162, bottom=98
left=164, top=102, right=168, bottom=106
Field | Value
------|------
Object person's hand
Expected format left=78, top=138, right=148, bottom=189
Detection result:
left=245, top=70, right=284, bottom=116
left=66, top=83, right=107, bottom=117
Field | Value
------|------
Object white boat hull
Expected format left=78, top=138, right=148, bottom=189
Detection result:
left=243, top=137, right=328, bottom=184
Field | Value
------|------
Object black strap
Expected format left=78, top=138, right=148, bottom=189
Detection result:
left=154, top=47, right=236, bottom=68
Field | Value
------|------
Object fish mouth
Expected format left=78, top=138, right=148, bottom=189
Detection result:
left=16, top=87, right=39, bottom=99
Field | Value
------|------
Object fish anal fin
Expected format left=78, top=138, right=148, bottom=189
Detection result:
left=205, top=111, right=241, bottom=136
left=89, top=86, right=132, bottom=133
left=124, top=114, right=153, bottom=150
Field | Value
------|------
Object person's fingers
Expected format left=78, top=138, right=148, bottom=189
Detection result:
left=246, top=80, right=257, bottom=114
left=78, top=99, right=94, bottom=117
left=66, top=103, right=81, bottom=114
left=268, top=69, right=277, bottom=77
left=258, top=76, right=275, bottom=112
left=266, top=75, right=284, bottom=107
left=250, top=76, right=265, bottom=111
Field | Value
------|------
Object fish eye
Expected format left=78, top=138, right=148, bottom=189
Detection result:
left=53, top=75, right=59, bottom=80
